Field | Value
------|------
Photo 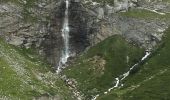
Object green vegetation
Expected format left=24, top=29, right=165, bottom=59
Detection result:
left=0, top=38, right=74, bottom=100
left=0, top=0, right=36, bottom=6
left=97, top=28, right=170, bottom=100
left=162, top=0, right=170, bottom=3
left=120, top=8, right=170, bottom=20
left=64, top=35, right=145, bottom=99
left=92, top=0, right=114, bottom=5
left=64, top=27, right=170, bottom=100
left=1, top=0, right=39, bottom=22
left=140, top=0, right=170, bottom=3
left=21, top=0, right=39, bottom=22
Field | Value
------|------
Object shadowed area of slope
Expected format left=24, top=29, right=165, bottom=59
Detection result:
left=64, top=35, right=145, bottom=99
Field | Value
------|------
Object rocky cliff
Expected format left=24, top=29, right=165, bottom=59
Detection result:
left=0, top=0, right=91, bottom=67
left=0, top=0, right=59, bottom=66
left=1, top=0, right=170, bottom=66
left=83, top=0, right=170, bottom=49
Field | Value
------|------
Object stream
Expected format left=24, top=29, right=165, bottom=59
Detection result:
left=92, top=51, right=151, bottom=100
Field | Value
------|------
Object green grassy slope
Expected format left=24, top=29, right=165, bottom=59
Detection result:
left=92, top=0, right=114, bottom=5
left=64, top=35, right=145, bottom=99
left=0, top=38, right=74, bottom=100
left=97, top=28, right=170, bottom=100
left=120, top=9, right=170, bottom=20
left=97, top=9, right=170, bottom=100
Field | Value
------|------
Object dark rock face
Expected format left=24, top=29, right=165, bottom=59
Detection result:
left=41, top=1, right=65, bottom=67
left=69, top=0, right=90, bottom=54
left=41, top=0, right=90, bottom=67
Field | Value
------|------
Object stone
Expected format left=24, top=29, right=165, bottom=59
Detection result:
left=8, top=36, right=25, bottom=46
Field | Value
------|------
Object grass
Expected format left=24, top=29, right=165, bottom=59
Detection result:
left=120, top=8, right=170, bottom=20
left=162, top=0, right=170, bottom=3
left=97, top=28, right=170, bottom=100
left=0, top=0, right=36, bottom=6
left=64, top=35, right=145, bottom=99
left=143, top=0, right=170, bottom=3
left=0, top=38, right=74, bottom=100
left=92, top=0, right=114, bottom=5
left=64, top=27, right=170, bottom=100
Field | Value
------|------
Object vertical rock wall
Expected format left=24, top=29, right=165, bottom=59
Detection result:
left=69, top=0, right=90, bottom=54
left=41, top=0, right=90, bottom=67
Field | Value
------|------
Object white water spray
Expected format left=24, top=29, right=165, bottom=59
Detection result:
left=57, top=0, right=70, bottom=74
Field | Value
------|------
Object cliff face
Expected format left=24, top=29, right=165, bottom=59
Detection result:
left=41, top=0, right=90, bottom=67
left=69, top=0, right=90, bottom=54
left=83, top=0, right=170, bottom=49
left=0, top=0, right=58, bottom=46
left=0, top=0, right=90, bottom=66
left=0, top=0, right=60, bottom=66
left=1, top=0, right=170, bottom=66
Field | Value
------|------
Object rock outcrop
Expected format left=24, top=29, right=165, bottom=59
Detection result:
left=82, top=0, right=170, bottom=49
left=0, top=0, right=60, bottom=64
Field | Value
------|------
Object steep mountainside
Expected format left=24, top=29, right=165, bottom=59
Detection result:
left=0, top=38, right=75, bottom=99
left=1, top=0, right=170, bottom=100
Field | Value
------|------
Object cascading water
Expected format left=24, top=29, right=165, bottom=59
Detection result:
left=57, top=0, right=70, bottom=74
left=92, top=51, right=151, bottom=100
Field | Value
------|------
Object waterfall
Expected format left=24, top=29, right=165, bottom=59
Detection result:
left=57, top=0, right=70, bottom=74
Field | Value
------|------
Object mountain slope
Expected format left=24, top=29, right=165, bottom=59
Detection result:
left=0, top=38, right=74, bottom=100
left=64, top=35, right=145, bottom=99
left=120, top=28, right=170, bottom=100
left=1, top=0, right=170, bottom=100
left=63, top=27, right=170, bottom=100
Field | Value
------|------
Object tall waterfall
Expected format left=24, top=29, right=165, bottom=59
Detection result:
left=57, top=0, right=70, bottom=74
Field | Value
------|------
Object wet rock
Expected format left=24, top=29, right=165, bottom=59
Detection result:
left=69, top=0, right=90, bottom=54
